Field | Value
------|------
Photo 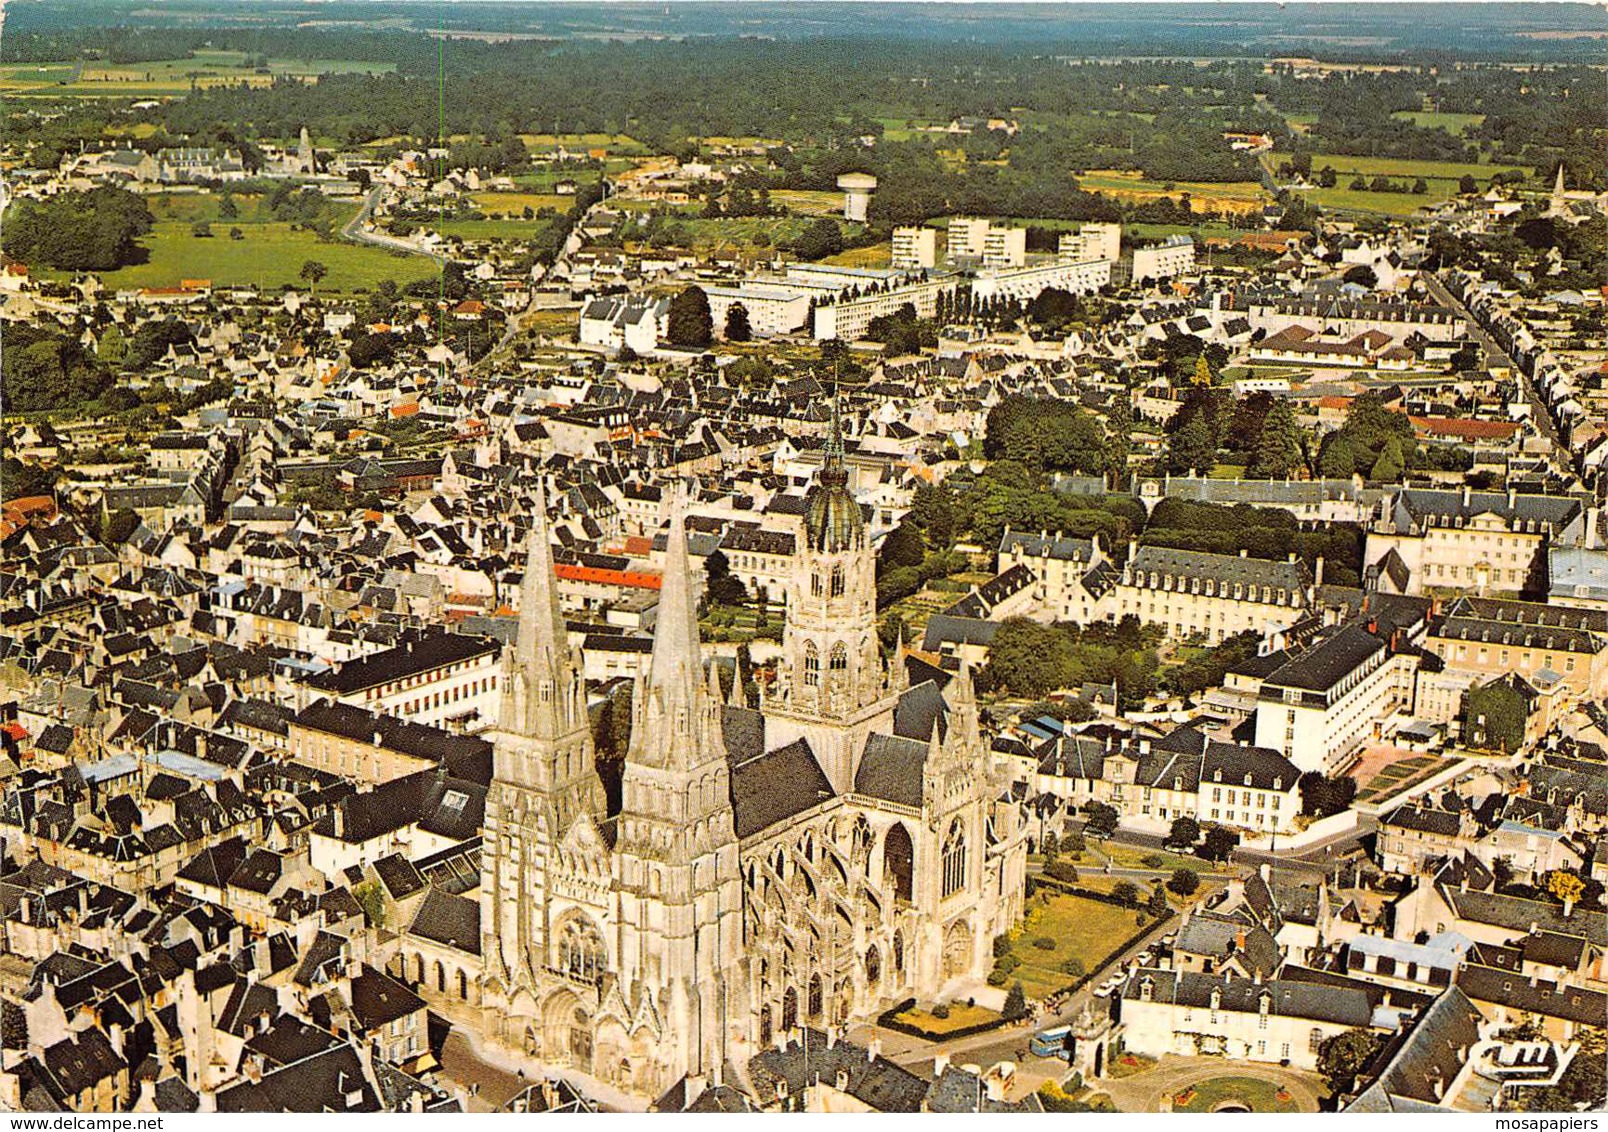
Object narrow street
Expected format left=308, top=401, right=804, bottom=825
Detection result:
left=1422, top=270, right=1568, bottom=473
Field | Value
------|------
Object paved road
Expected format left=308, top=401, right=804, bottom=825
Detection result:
left=1063, top=819, right=1372, bottom=881
left=1422, top=270, right=1567, bottom=472
left=342, top=186, right=445, bottom=261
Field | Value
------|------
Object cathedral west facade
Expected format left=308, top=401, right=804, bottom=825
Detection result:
left=407, top=424, right=1026, bottom=1099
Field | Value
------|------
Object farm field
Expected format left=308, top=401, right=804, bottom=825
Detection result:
left=41, top=220, right=436, bottom=293
left=771, top=189, right=844, bottom=217
left=1000, top=892, right=1145, bottom=1001
left=1306, top=153, right=1528, bottom=180
left=1289, top=186, right=1445, bottom=216
left=821, top=243, right=892, bottom=268
left=516, top=132, right=649, bottom=156
left=434, top=218, right=552, bottom=241
left=0, top=51, right=394, bottom=96
left=469, top=191, right=568, bottom=215
left=1077, top=170, right=1270, bottom=214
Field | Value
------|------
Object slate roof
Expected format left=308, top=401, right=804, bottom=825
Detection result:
left=1124, top=968, right=1372, bottom=1028
left=1346, top=987, right=1485, bottom=1112
left=1260, top=622, right=1385, bottom=694
left=854, top=733, right=929, bottom=810
left=407, top=889, right=481, bottom=955
left=730, top=738, right=833, bottom=840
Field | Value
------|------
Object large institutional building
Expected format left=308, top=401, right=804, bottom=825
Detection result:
left=401, top=421, right=1026, bottom=1098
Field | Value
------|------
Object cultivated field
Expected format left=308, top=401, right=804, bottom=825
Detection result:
left=0, top=50, right=394, bottom=96
left=1077, top=170, right=1270, bottom=214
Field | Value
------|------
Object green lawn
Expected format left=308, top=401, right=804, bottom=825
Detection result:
left=1290, top=186, right=1444, bottom=216
left=435, top=217, right=554, bottom=241
left=1001, top=892, right=1144, bottom=1000
left=1173, top=1076, right=1302, bottom=1113
left=1390, top=110, right=1486, bottom=134
left=1307, top=153, right=1521, bottom=180
left=45, top=220, right=436, bottom=293
left=889, top=1002, right=1002, bottom=1036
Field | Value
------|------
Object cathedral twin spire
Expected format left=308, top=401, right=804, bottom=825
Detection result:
left=628, top=480, right=724, bottom=772
left=501, top=480, right=585, bottom=744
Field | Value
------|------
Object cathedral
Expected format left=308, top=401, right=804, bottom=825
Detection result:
left=427, top=422, right=1026, bottom=1098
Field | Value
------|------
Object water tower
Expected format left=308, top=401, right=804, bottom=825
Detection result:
left=837, top=172, right=877, bottom=222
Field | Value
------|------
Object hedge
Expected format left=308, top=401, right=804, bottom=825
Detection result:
left=874, top=998, right=1010, bottom=1043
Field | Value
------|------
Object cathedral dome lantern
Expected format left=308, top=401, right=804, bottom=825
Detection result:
left=804, top=395, right=864, bottom=554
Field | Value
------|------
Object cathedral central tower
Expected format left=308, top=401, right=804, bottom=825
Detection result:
left=769, top=394, right=899, bottom=792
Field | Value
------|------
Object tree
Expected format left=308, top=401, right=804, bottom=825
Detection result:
left=191, top=220, right=213, bottom=238
left=878, top=520, right=925, bottom=571
left=1146, top=885, right=1170, bottom=916
left=299, top=259, right=328, bottom=293
left=1459, top=174, right=1478, bottom=195
left=1411, top=178, right=1429, bottom=195
left=229, top=226, right=244, bottom=240
left=1083, top=801, right=1119, bottom=838
left=1111, top=881, right=1140, bottom=909
left=1062, top=830, right=1086, bottom=855
left=1045, top=859, right=1080, bottom=885
left=1, top=186, right=154, bottom=271
left=97, top=325, right=128, bottom=365
left=1165, top=816, right=1201, bottom=850
left=1167, top=414, right=1216, bottom=475
left=1191, top=354, right=1214, bottom=388
left=1299, top=772, right=1358, bottom=817
left=703, top=548, right=747, bottom=608
left=1369, top=435, right=1405, bottom=483
left=724, top=302, right=751, bottom=342
left=1040, top=830, right=1059, bottom=858
left=1167, top=868, right=1199, bottom=897
left=986, top=617, right=1074, bottom=698
left=1342, top=264, right=1377, bottom=289
left=1544, top=869, right=1586, bottom=913
left=1251, top=400, right=1303, bottom=479
left=1317, top=1028, right=1383, bottom=1097
left=793, top=217, right=844, bottom=261
left=352, top=879, right=388, bottom=929
left=1201, top=827, right=1239, bottom=863
left=667, top=285, right=713, bottom=348
left=1002, top=981, right=1028, bottom=1021
left=218, top=193, right=239, bottom=219
left=1462, top=678, right=1527, bottom=753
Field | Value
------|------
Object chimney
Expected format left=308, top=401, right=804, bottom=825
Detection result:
left=1240, top=548, right=1249, bottom=558
left=867, top=1038, right=881, bottom=1063
left=933, top=1054, right=950, bottom=1079
left=373, top=730, right=383, bottom=746
left=1315, top=555, right=1325, bottom=587
left=1462, top=484, right=1472, bottom=507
